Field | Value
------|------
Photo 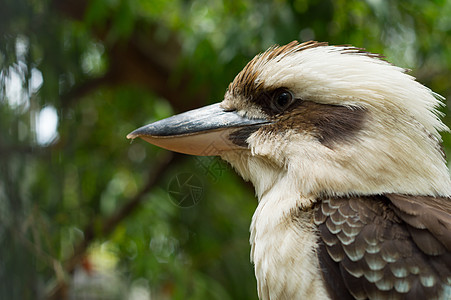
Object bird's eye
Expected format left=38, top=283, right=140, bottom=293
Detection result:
left=273, top=89, right=294, bottom=112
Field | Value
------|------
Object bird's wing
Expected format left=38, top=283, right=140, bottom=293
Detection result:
left=387, top=194, right=451, bottom=251
left=313, top=195, right=451, bottom=300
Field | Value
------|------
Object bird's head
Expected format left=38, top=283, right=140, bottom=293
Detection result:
left=128, top=41, right=451, bottom=203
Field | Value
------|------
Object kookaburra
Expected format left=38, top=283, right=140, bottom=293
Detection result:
left=128, top=41, right=451, bottom=299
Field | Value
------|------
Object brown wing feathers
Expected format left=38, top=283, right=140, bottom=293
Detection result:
left=388, top=194, right=451, bottom=251
left=314, top=195, right=451, bottom=299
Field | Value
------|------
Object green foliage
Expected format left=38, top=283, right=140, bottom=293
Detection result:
left=1, top=0, right=451, bottom=299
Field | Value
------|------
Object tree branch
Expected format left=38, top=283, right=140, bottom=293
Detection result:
left=46, top=152, right=183, bottom=300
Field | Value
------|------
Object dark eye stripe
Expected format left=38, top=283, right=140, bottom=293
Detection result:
left=253, top=88, right=300, bottom=116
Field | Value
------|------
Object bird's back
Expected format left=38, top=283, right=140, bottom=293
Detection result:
left=314, top=194, right=451, bottom=299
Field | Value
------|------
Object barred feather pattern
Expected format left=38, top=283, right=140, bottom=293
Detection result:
left=313, top=195, right=451, bottom=299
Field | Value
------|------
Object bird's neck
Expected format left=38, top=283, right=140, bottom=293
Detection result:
left=249, top=173, right=330, bottom=300
left=222, top=151, right=317, bottom=206
left=222, top=152, right=329, bottom=299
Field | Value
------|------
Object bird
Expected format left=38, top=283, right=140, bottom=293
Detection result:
left=127, top=41, right=451, bottom=299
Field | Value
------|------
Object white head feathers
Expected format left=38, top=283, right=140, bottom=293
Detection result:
left=222, top=41, right=451, bottom=198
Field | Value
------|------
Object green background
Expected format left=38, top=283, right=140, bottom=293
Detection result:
left=1, top=0, right=451, bottom=299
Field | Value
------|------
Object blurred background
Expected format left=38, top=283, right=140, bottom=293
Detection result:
left=1, top=0, right=451, bottom=299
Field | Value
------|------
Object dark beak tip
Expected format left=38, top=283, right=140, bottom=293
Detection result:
left=127, top=128, right=148, bottom=140
left=127, top=125, right=154, bottom=140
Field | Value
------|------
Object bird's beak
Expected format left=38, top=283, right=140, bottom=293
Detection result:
left=127, top=103, right=269, bottom=156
